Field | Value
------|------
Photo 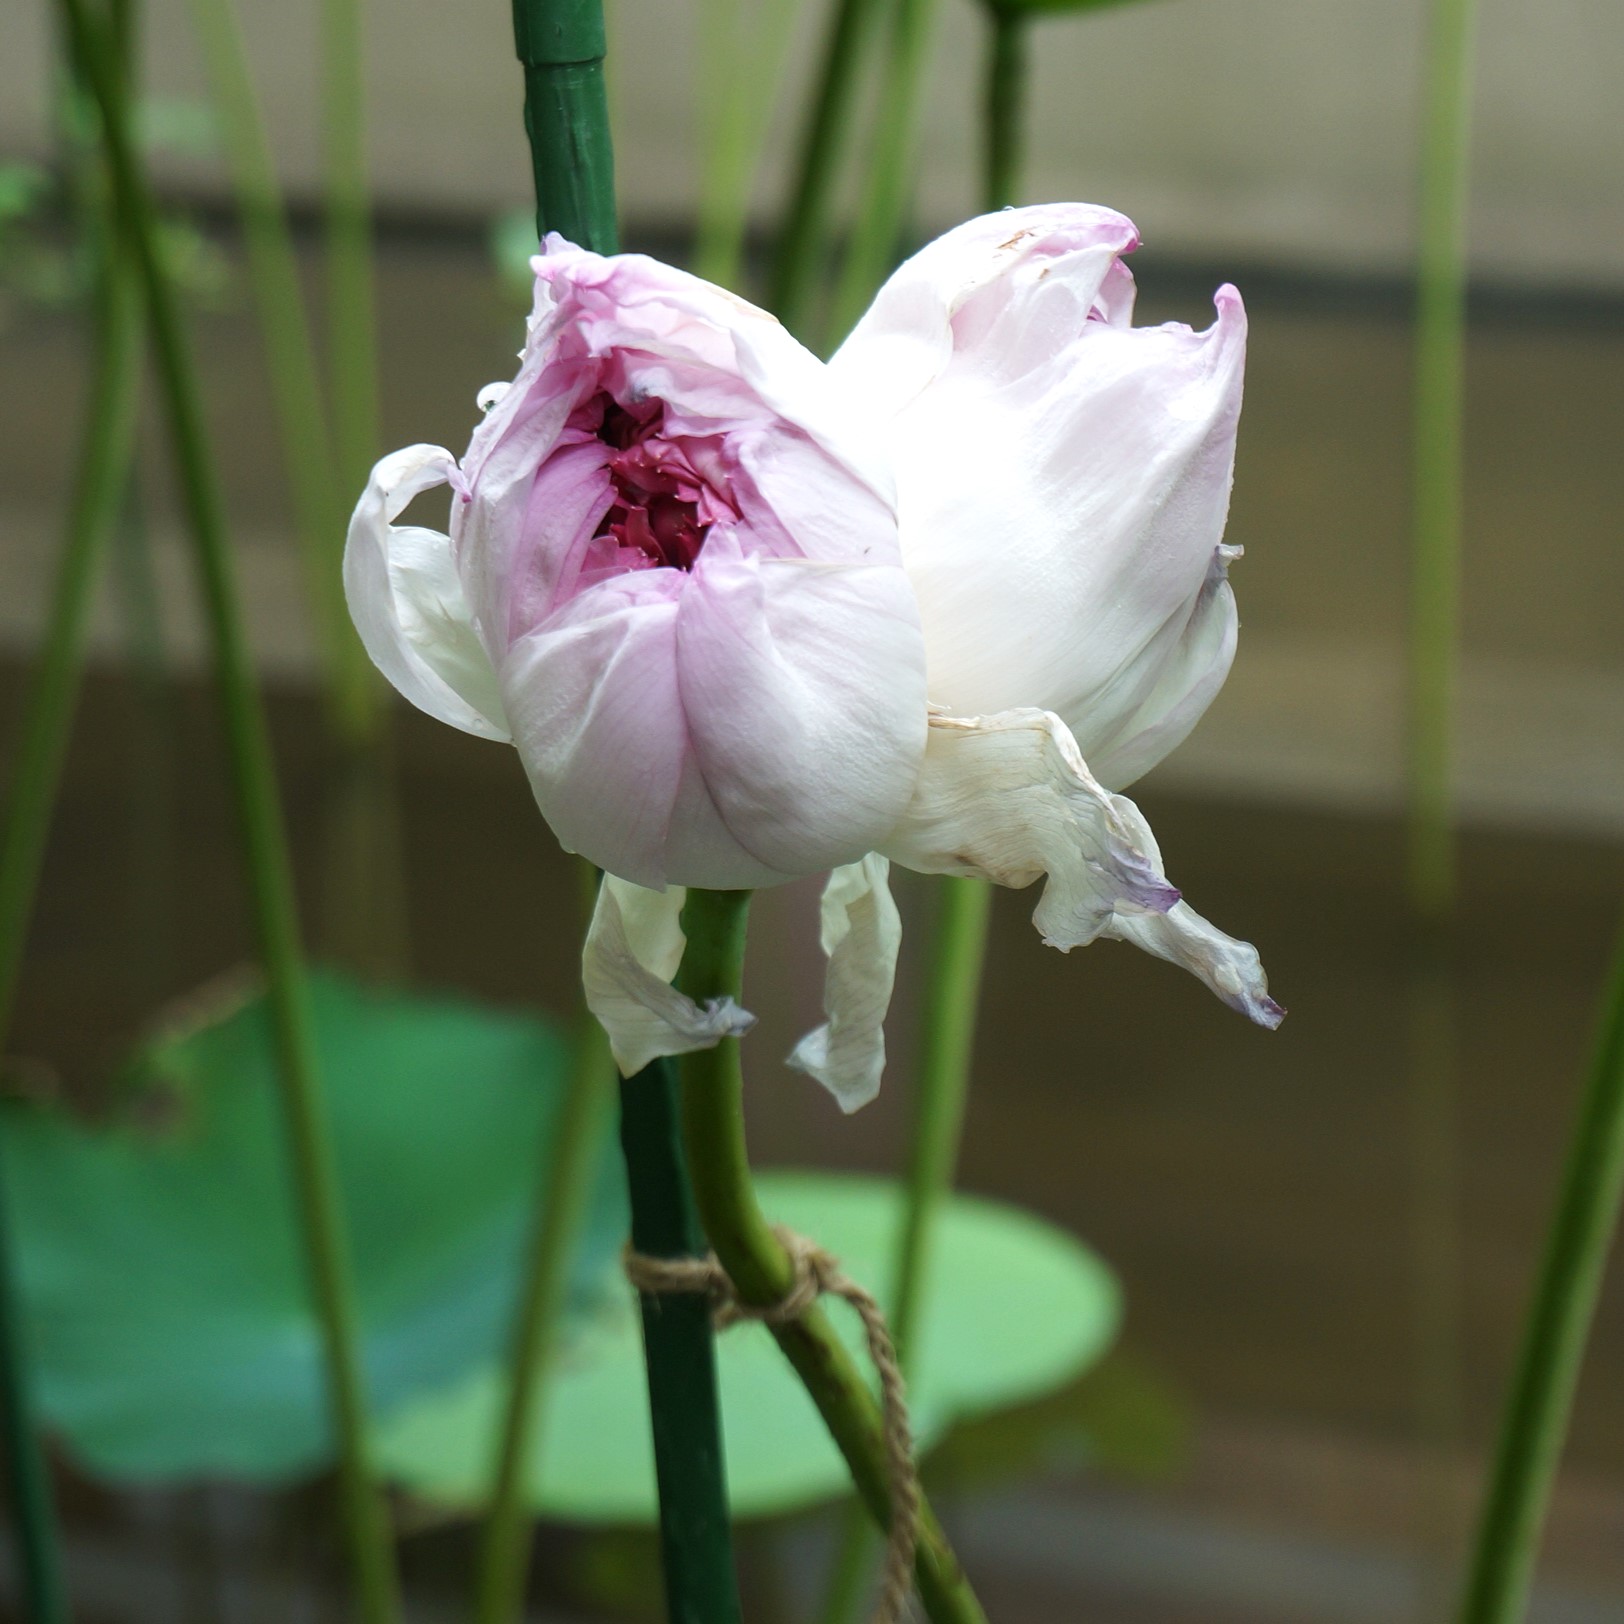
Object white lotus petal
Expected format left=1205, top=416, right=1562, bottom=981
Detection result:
left=342, top=444, right=510, bottom=740
left=581, top=876, right=757, bottom=1076
left=883, top=709, right=1281, bottom=1027
left=787, top=855, right=902, bottom=1113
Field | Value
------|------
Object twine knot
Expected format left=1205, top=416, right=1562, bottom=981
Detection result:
left=624, top=1226, right=920, bottom=1624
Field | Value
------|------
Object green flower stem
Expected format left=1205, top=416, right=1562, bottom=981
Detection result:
left=61, top=5, right=402, bottom=1618
left=1455, top=928, right=1624, bottom=1622
left=180, top=0, right=367, bottom=739
left=320, top=0, right=379, bottom=509
left=766, top=0, right=888, bottom=336
left=829, top=0, right=941, bottom=343
left=677, top=888, right=989, bottom=1624
left=474, top=873, right=617, bottom=1624
left=982, top=7, right=1027, bottom=213
left=503, top=6, right=742, bottom=1621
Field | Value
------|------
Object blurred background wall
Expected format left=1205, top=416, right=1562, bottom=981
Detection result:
left=5, top=0, right=1624, bottom=287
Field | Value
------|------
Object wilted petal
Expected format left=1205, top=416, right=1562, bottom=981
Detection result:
left=882, top=709, right=1280, bottom=1027
left=343, top=444, right=510, bottom=740
left=1111, top=901, right=1283, bottom=1030
left=581, top=876, right=757, bottom=1076
left=787, top=855, right=902, bottom=1113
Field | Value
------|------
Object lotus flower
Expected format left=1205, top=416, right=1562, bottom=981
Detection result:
left=345, top=206, right=1281, bottom=1112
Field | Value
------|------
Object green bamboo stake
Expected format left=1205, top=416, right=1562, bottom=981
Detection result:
left=496, top=7, right=743, bottom=1621
left=765, top=0, right=889, bottom=334
left=1454, top=926, right=1624, bottom=1622
left=60, top=6, right=402, bottom=1618
left=828, top=0, right=941, bottom=343
left=677, top=888, right=988, bottom=1624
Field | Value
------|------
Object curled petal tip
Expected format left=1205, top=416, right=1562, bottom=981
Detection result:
left=1255, top=996, right=1287, bottom=1031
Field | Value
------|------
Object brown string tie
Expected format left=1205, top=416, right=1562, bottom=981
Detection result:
left=624, top=1226, right=921, bottom=1624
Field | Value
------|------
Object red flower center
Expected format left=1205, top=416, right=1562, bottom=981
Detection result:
left=591, top=397, right=714, bottom=572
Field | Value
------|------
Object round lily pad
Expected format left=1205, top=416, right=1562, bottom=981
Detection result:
left=0, top=971, right=626, bottom=1482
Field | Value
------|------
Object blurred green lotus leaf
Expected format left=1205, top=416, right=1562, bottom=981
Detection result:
left=0, top=971, right=625, bottom=1483
left=377, top=1171, right=1119, bottom=1523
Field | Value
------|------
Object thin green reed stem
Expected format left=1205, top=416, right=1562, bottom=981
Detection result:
left=61, top=5, right=402, bottom=1617
left=692, top=0, right=800, bottom=291
left=320, top=0, right=379, bottom=508
left=496, top=6, right=740, bottom=1621
left=474, top=874, right=617, bottom=1624
left=828, top=0, right=941, bottom=343
left=1455, top=927, right=1624, bottom=1623
left=0, top=39, right=143, bottom=1613
left=1408, top=0, right=1475, bottom=926
left=889, top=879, right=992, bottom=1370
left=181, top=0, right=368, bottom=738
left=981, top=7, right=1027, bottom=213
left=818, top=876, right=993, bottom=1624
left=0, top=202, right=141, bottom=1055
left=1406, top=0, right=1476, bottom=1591
left=678, top=888, right=989, bottom=1624
left=765, top=0, right=888, bottom=334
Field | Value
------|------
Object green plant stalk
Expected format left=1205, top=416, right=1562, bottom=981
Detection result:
left=829, top=0, right=942, bottom=343
left=1408, top=0, right=1475, bottom=929
left=181, top=0, right=371, bottom=741
left=0, top=70, right=145, bottom=1623
left=0, top=229, right=141, bottom=1053
left=677, top=888, right=989, bottom=1624
left=502, top=6, right=742, bottom=1621
left=474, top=958, right=617, bottom=1623
left=61, top=5, right=402, bottom=1618
left=692, top=0, right=800, bottom=291
left=766, top=0, right=888, bottom=335
left=1454, top=926, right=1624, bottom=1623
left=1406, top=0, right=1476, bottom=1587
left=320, top=0, right=379, bottom=509
left=817, top=876, right=993, bottom=1624
left=982, top=7, right=1027, bottom=213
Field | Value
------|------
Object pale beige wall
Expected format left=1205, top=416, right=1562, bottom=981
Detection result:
left=4, top=0, right=1621, bottom=284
